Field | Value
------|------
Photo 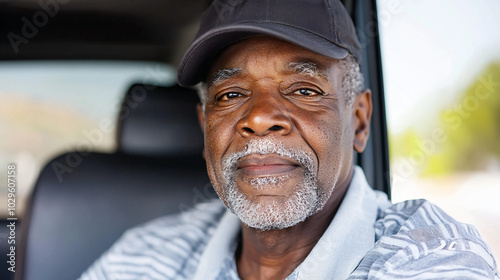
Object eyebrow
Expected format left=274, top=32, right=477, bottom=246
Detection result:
left=207, top=68, right=242, bottom=88
left=288, top=62, right=329, bottom=81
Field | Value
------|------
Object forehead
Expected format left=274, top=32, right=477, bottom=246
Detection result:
left=207, top=36, right=340, bottom=81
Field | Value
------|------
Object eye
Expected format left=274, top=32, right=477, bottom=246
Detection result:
left=216, top=92, right=242, bottom=101
left=293, top=88, right=321, bottom=96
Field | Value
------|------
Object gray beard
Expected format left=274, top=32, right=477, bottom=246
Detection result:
left=221, top=138, right=331, bottom=231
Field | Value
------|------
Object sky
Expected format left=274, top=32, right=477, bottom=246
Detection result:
left=378, top=0, right=500, bottom=134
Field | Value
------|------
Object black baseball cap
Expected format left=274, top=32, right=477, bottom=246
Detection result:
left=177, top=0, right=361, bottom=87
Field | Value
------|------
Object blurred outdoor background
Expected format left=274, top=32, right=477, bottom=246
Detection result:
left=378, top=0, right=500, bottom=261
left=0, top=62, right=175, bottom=217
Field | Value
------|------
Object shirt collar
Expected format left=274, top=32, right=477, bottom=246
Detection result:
left=193, top=166, right=383, bottom=280
left=292, top=165, right=380, bottom=279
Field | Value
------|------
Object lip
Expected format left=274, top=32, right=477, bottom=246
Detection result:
left=237, top=154, right=300, bottom=176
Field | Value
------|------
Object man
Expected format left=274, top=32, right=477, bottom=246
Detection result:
left=81, top=0, right=499, bottom=279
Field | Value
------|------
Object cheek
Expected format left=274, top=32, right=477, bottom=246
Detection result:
left=319, top=121, right=344, bottom=180
left=304, top=112, right=348, bottom=189
left=203, top=113, right=238, bottom=190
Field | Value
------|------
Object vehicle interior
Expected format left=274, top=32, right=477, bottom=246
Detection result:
left=1, top=1, right=390, bottom=279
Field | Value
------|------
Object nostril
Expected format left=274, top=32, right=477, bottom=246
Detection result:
left=243, top=127, right=254, bottom=133
left=269, top=125, right=283, bottom=131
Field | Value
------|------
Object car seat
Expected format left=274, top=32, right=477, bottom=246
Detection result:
left=17, top=84, right=216, bottom=280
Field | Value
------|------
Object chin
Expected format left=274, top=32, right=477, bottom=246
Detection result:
left=225, top=177, right=330, bottom=231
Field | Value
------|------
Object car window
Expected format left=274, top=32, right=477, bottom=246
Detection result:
left=378, top=0, right=500, bottom=260
left=0, top=61, right=175, bottom=217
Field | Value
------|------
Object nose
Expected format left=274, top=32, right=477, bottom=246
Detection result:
left=236, top=90, right=292, bottom=137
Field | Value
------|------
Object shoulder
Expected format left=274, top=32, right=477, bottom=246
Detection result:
left=79, top=199, right=226, bottom=280
left=351, top=199, right=500, bottom=279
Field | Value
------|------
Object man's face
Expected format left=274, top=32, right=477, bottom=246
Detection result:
left=198, top=36, right=361, bottom=230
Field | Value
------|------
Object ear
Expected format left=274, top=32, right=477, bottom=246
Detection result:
left=352, top=90, right=373, bottom=153
left=196, top=103, right=206, bottom=160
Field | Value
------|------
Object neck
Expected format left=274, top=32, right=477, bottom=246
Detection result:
left=236, top=168, right=354, bottom=280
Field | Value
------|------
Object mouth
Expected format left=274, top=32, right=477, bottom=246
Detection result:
left=237, top=154, right=300, bottom=177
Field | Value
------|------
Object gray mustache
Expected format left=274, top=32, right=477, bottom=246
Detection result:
left=222, top=138, right=315, bottom=179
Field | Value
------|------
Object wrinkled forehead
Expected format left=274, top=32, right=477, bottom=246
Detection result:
left=205, top=36, right=342, bottom=86
left=207, top=62, right=329, bottom=88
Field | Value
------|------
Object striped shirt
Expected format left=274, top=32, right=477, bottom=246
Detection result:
left=80, top=167, right=499, bottom=279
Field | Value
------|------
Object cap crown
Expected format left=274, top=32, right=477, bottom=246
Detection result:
left=201, top=0, right=360, bottom=59
left=178, top=0, right=361, bottom=86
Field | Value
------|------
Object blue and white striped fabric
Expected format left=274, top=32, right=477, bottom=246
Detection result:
left=80, top=167, right=499, bottom=279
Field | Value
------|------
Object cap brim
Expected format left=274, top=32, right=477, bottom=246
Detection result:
left=177, top=22, right=349, bottom=86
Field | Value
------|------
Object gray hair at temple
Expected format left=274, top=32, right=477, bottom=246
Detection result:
left=196, top=54, right=364, bottom=112
left=339, top=54, right=364, bottom=106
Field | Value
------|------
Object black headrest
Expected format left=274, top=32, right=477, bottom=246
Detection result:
left=117, top=84, right=203, bottom=156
